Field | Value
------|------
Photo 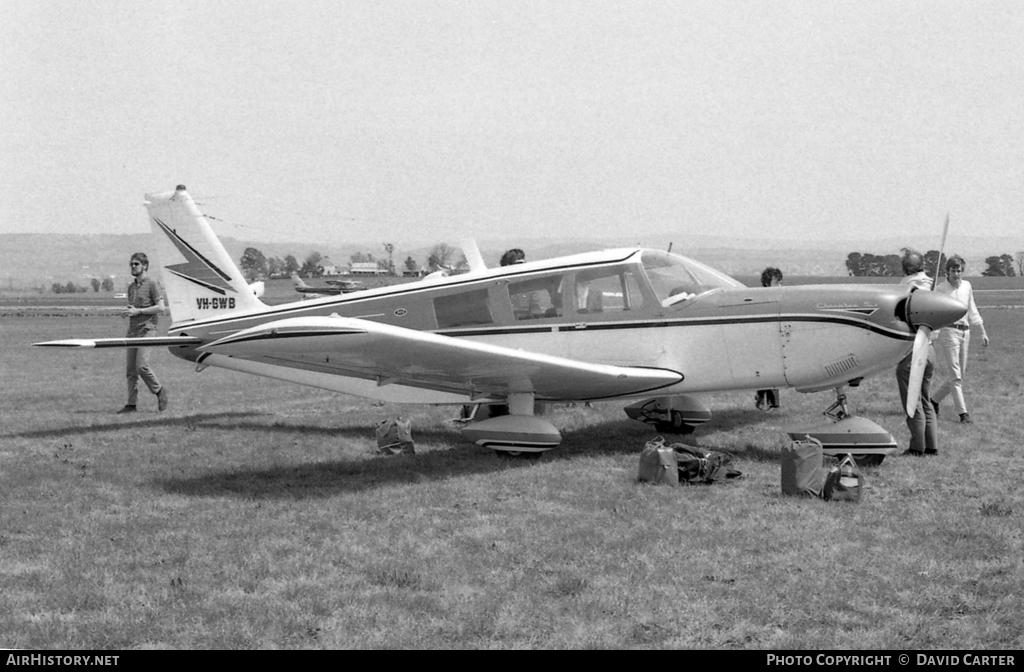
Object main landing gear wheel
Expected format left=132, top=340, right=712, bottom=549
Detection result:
left=656, top=410, right=696, bottom=435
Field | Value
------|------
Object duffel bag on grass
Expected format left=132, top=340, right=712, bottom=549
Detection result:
left=672, top=444, right=742, bottom=483
left=376, top=416, right=415, bottom=455
left=638, top=437, right=680, bottom=486
left=781, top=437, right=830, bottom=497
left=822, top=454, right=863, bottom=503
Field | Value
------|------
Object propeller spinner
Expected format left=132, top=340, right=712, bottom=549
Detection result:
left=903, top=288, right=967, bottom=416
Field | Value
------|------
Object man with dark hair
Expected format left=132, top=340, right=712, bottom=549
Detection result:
left=896, top=248, right=937, bottom=455
left=932, top=255, right=990, bottom=423
left=118, top=252, right=169, bottom=413
left=755, top=267, right=783, bottom=410
left=500, top=248, right=526, bottom=267
left=760, top=266, right=783, bottom=290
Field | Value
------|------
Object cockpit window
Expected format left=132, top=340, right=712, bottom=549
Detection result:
left=573, top=267, right=644, bottom=314
left=641, top=250, right=745, bottom=306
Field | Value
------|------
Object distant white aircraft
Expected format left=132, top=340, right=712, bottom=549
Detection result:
left=291, top=273, right=364, bottom=297
left=37, top=185, right=965, bottom=459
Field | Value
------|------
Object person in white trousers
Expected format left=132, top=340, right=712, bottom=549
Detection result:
left=932, top=255, right=990, bottom=424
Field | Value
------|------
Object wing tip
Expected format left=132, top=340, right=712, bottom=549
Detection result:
left=33, top=340, right=97, bottom=348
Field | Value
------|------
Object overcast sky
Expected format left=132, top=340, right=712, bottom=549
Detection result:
left=2, top=0, right=1022, bottom=249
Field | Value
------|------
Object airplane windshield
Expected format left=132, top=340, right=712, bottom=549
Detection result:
left=640, top=250, right=745, bottom=306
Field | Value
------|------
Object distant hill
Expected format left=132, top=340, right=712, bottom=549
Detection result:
left=0, top=234, right=431, bottom=290
left=2, top=232, right=1020, bottom=290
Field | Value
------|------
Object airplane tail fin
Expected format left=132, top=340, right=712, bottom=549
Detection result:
left=460, top=238, right=487, bottom=274
left=292, top=272, right=311, bottom=289
left=144, top=185, right=266, bottom=326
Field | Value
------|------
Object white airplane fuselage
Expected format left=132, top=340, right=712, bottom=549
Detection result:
left=167, top=251, right=935, bottom=404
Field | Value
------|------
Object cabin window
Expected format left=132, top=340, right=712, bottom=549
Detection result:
left=507, top=277, right=562, bottom=320
left=434, top=289, right=493, bottom=328
left=573, top=267, right=644, bottom=314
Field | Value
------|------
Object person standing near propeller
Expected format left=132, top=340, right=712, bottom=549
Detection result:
left=932, top=255, right=990, bottom=424
left=895, top=248, right=938, bottom=456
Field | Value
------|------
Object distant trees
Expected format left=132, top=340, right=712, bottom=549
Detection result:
left=1016, top=251, right=1024, bottom=277
left=265, top=256, right=284, bottom=278
left=101, top=277, right=114, bottom=292
left=845, top=249, right=956, bottom=277
left=428, top=243, right=457, bottom=271
left=51, top=281, right=88, bottom=294
left=845, top=252, right=902, bottom=277
left=284, top=255, right=300, bottom=275
left=263, top=254, right=300, bottom=278
left=235, top=244, right=468, bottom=280
left=982, top=254, right=1017, bottom=277
left=301, top=251, right=324, bottom=278
left=240, top=247, right=267, bottom=281
left=90, top=278, right=101, bottom=292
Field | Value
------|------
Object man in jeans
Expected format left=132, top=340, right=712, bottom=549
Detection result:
left=118, top=252, right=169, bottom=413
left=895, top=248, right=937, bottom=455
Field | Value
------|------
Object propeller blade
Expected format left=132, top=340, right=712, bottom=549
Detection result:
left=931, top=213, right=950, bottom=290
left=905, top=327, right=931, bottom=416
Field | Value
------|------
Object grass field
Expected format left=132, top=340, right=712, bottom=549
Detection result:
left=1, top=303, right=1022, bottom=649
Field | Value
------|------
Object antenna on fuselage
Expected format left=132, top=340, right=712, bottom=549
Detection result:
left=667, top=242, right=673, bottom=254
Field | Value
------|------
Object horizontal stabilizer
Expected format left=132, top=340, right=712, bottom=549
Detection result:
left=33, top=336, right=204, bottom=349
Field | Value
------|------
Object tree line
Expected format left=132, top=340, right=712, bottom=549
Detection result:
left=239, top=243, right=464, bottom=280
left=845, top=251, right=1022, bottom=277
left=51, top=277, right=116, bottom=294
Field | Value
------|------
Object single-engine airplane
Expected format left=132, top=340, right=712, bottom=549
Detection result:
left=36, top=186, right=967, bottom=457
left=292, top=273, right=364, bottom=297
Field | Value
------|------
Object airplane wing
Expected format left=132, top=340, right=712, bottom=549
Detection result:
left=34, top=336, right=204, bottom=349
left=199, top=316, right=683, bottom=401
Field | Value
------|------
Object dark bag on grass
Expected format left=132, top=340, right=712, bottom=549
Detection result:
left=781, top=437, right=829, bottom=497
left=672, top=444, right=743, bottom=483
left=822, top=454, right=862, bottom=503
left=638, top=437, right=679, bottom=486
left=376, top=417, right=415, bottom=455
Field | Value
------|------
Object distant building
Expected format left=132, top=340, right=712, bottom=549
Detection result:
left=320, top=257, right=341, bottom=276
left=350, top=262, right=387, bottom=276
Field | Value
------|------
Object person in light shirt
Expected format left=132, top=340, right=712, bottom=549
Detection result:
left=931, top=255, right=990, bottom=424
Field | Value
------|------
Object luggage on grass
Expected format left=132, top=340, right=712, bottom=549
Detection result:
left=782, top=437, right=862, bottom=502
left=638, top=437, right=680, bottom=486
left=822, top=454, right=862, bottom=503
left=376, top=417, right=415, bottom=455
left=639, top=437, right=741, bottom=485
left=673, top=444, right=743, bottom=484
left=781, top=437, right=829, bottom=497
